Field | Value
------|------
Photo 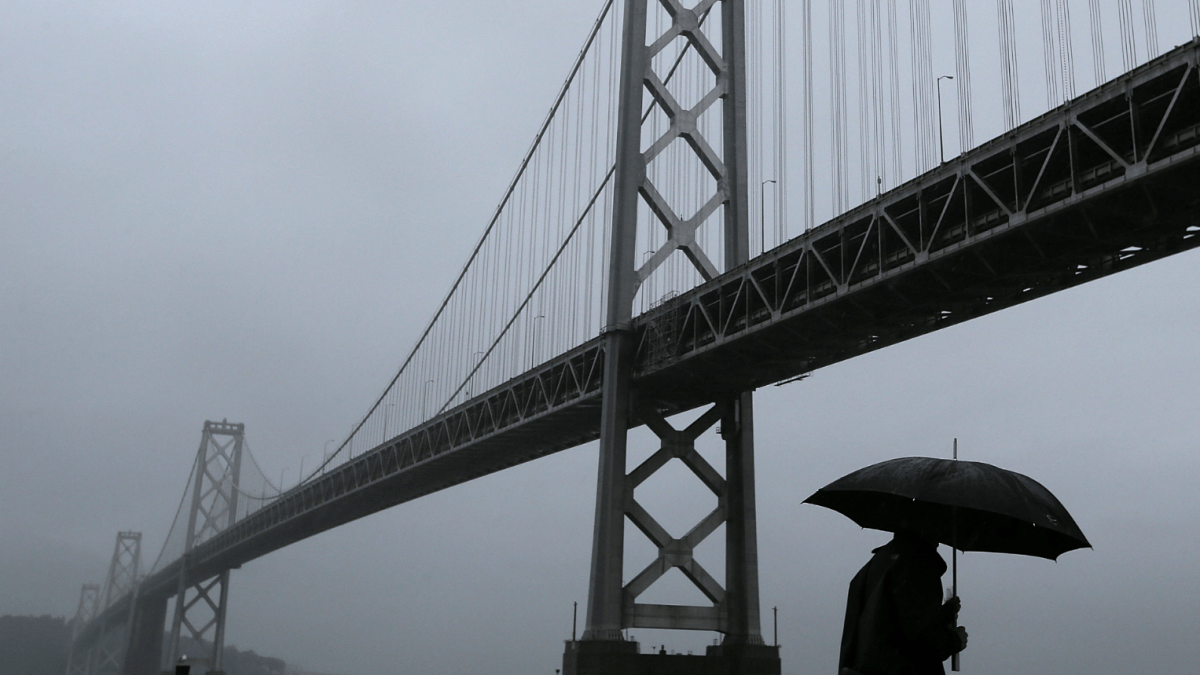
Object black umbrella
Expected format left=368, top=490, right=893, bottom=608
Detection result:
left=807, top=455, right=1089, bottom=673
left=803, top=456, right=1090, bottom=560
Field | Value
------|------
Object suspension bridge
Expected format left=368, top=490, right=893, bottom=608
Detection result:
left=63, top=1, right=1200, bottom=673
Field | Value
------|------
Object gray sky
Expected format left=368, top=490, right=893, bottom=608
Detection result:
left=3, top=1, right=1199, bottom=674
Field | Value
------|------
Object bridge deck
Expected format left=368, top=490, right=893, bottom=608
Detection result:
left=81, top=38, right=1200, bottom=643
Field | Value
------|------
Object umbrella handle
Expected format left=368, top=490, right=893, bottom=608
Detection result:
left=951, top=546, right=960, bottom=671
left=952, top=441, right=961, bottom=672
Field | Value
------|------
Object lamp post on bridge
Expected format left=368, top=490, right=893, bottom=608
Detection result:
left=322, top=439, right=336, bottom=474
left=938, top=75, right=954, bottom=164
left=298, top=454, right=310, bottom=485
left=761, top=179, right=776, bottom=254
left=530, top=315, right=545, bottom=369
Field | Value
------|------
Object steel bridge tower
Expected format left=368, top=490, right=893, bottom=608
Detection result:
left=164, top=419, right=245, bottom=673
left=67, top=532, right=143, bottom=675
left=566, top=1, right=779, bottom=672
left=65, top=584, right=100, bottom=675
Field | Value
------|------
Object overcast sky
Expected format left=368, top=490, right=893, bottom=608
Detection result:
left=3, top=2, right=1199, bottom=674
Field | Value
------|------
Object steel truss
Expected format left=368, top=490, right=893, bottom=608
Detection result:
left=165, top=421, right=244, bottom=672
left=633, top=40, right=1200, bottom=400
left=164, top=344, right=605, bottom=586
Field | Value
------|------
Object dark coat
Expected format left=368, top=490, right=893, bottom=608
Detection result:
left=839, top=532, right=963, bottom=675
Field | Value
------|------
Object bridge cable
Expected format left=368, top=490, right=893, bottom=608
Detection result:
left=1089, top=0, right=1107, bottom=86
left=997, top=0, right=1021, bottom=130
left=1142, top=0, right=1159, bottom=59
left=776, top=0, right=789, bottom=244
left=435, top=0, right=722, bottom=413
left=1118, top=0, right=1138, bottom=72
left=864, top=0, right=873, bottom=200
left=952, top=0, right=974, bottom=153
left=909, top=0, right=935, bottom=172
left=437, top=166, right=616, bottom=415
left=887, top=0, right=903, bottom=189
left=1058, top=0, right=1077, bottom=102
left=148, top=451, right=200, bottom=574
left=751, top=0, right=763, bottom=254
left=831, top=0, right=848, bottom=214
left=303, top=0, right=617, bottom=480
left=802, top=0, right=814, bottom=231
left=1042, top=0, right=1062, bottom=107
left=877, top=0, right=888, bottom=191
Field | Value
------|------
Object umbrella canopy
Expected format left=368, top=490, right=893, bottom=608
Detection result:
left=804, top=457, right=1090, bottom=560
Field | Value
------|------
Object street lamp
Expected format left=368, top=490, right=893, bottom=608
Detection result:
left=937, top=75, right=954, bottom=164
left=321, top=439, right=336, bottom=474
left=761, top=179, right=777, bottom=253
left=530, top=315, right=545, bottom=368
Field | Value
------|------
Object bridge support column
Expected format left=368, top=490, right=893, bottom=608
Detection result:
left=576, top=0, right=647, bottom=649
left=165, top=421, right=244, bottom=673
left=123, top=593, right=167, bottom=675
left=81, top=531, right=144, bottom=675
left=65, top=584, right=100, bottom=675
left=721, top=392, right=764, bottom=647
left=569, top=0, right=778, bottom=671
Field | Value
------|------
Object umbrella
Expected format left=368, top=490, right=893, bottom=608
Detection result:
left=803, top=456, right=1090, bottom=560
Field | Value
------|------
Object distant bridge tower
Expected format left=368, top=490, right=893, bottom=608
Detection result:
left=64, top=584, right=100, bottom=675
left=164, top=420, right=245, bottom=673
left=567, top=1, right=779, bottom=672
left=88, top=532, right=142, bottom=675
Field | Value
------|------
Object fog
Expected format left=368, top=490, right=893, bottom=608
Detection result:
left=2, top=2, right=1199, bottom=674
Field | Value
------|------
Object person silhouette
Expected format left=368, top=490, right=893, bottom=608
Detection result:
left=839, top=528, right=968, bottom=675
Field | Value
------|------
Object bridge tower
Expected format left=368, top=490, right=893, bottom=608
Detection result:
left=164, top=420, right=245, bottom=673
left=85, top=532, right=142, bottom=675
left=65, top=584, right=100, bottom=675
left=567, top=1, right=779, bottom=672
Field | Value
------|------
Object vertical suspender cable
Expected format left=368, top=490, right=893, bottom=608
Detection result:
left=871, top=0, right=883, bottom=191
left=1142, top=0, right=1159, bottom=59
left=921, top=0, right=935, bottom=167
left=878, top=0, right=897, bottom=183
left=802, top=0, right=814, bottom=230
left=871, top=0, right=885, bottom=192
left=832, top=0, right=848, bottom=215
left=888, top=0, right=903, bottom=186
left=908, top=0, right=923, bottom=171
left=857, top=0, right=870, bottom=202
left=1118, top=0, right=1138, bottom=72
left=750, top=0, right=763, bottom=255
left=1008, top=0, right=1021, bottom=126
left=952, top=0, right=973, bottom=153
left=1058, top=0, right=1076, bottom=102
left=997, top=0, right=1020, bottom=131
left=1088, top=0, right=1106, bottom=86
left=909, top=0, right=935, bottom=172
left=775, top=0, right=788, bottom=244
left=1041, top=0, right=1061, bottom=107
left=878, top=0, right=888, bottom=189
left=1191, top=0, right=1200, bottom=38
